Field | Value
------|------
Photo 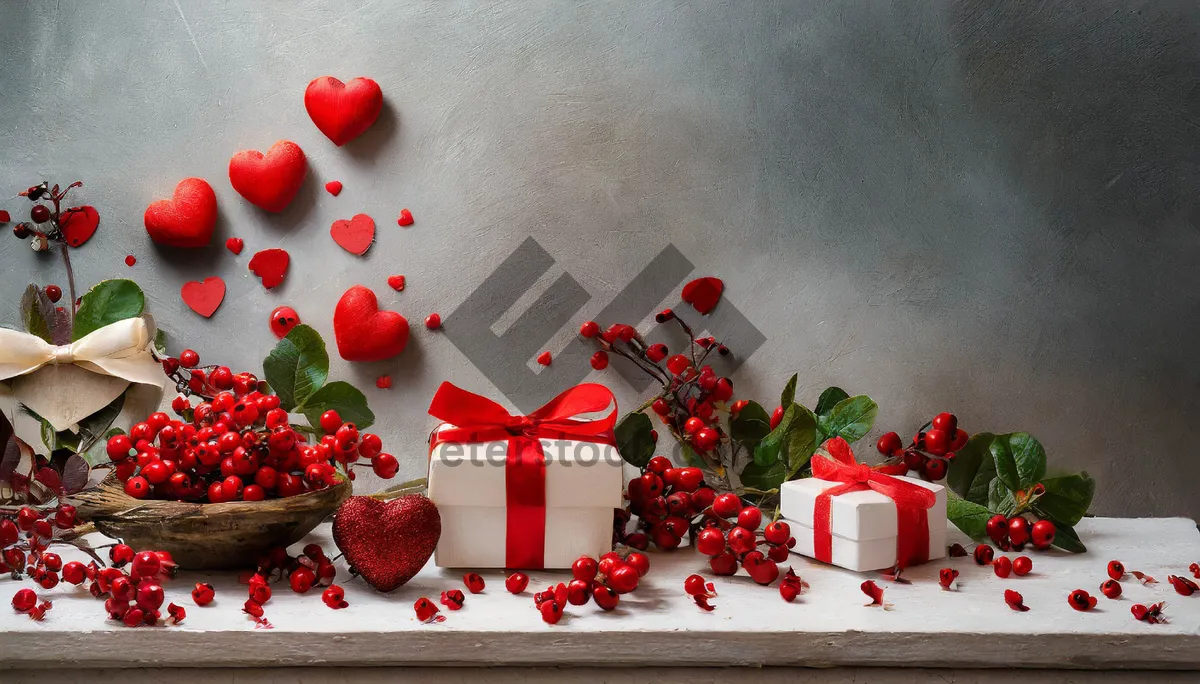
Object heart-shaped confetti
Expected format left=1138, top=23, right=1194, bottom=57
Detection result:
left=304, top=76, right=384, bottom=147
left=332, top=495, right=440, bottom=592
left=375, top=375, right=392, bottom=389
left=387, top=275, right=406, bottom=291
left=59, top=205, right=99, bottom=247
left=333, top=285, right=409, bottom=361
left=225, top=237, right=244, bottom=255
left=228, top=140, right=308, bottom=213
left=397, top=208, right=414, bottom=227
left=181, top=277, right=226, bottom=318
left=331, top=214, right=376, bottom=255
left=537, top=351, right=552, bottom=366
left=248, top=248, right=290, bottom=289
left=325, top=180, right=343, bottom=196
left=681, top=276, right=724, bottom=315
left=0, top=210, right=10, bottom=223
left=144, top=178, right=218, bottom=248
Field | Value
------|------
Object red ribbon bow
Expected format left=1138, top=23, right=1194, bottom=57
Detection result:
left=428, top=382, right=617, bottom=569
left=811, top=437, right=936, bottom=568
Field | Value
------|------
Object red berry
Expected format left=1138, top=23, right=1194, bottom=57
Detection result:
left=131, top=551, right=161, bottom=579
left=463, top=573, right=485, bottom=594
left=710, top=550, right=738, bottom=576
left=711, top=378, right=733, bottom=402
left=579, top=321, right=599, bottom=338
left=590, top=350, right=609, bottom=370
left=424, top=313, right=442, bottom=330
left=323, top=585, right=348, bottom=609
left=696, top=527, right=726, bottom=556
left=763, top=520, right=791, bottom=545
left=625, top=552, right=650, bottom=577
left=1068, top=589, right=1097, bottom=611
left=646, top=456, right=671, bottom=474
left=1100, top=579, right=1122, bottom=599
left=973, top=544, right=994, bottom=566
left=124, top=475, right=150, bottom=499
left=938, top=568, right=959, bottom=590
left=505, top=572, right=529, bottom=594
left=592, top=585, right=619, bottom=611
left=923, top=428, right=949, bottom=455
left=11, top=588, right=36, bottom=613
left=1107, top=560, right=1125, bottom=581
left=876, top=431, right=903, bottom=456
left=1008, top=518, right=1031, bottom=547
left=372, top=453, right=399, bottom=479
left=319, top=410, right=342, bottom=434
left=727, top=526, right=756, bottom=555
left=572, top=555, right=598, bottom=581
left=414, top=597, right=441, bottom=623
left=269, top=306, right=300, bottom=338
left=675, top=467, right=704, bottom=492
left=106, top=434, right=134, bottom=461
left=737, top=506, right=763, bottom=531
left=651, top=398, right=669, bottom=415
left=179, top=349, right=200, bottom=368
left=44, top=284, right=62, bottom=302
left=985, top=514, right=1008, bottom=544
left=712, top=492, right=742, bottom=519
left=290, top=567, right=316, bottom=593
left=192, top=582, right=215, bottom=606
left=1031, top=519, right=1056, bottom=550
left=665, top=354, right=690, bottom=375
left=684, top=574, right=708, bottom=597
left=993, top=556, right=1012, bottom=578
left=1013, top=556, right=1033, bottom=576
left=565, top=579, right=591, bottom=606
left=920, top=457, right=947, bottom=481
left=770, top=406, right=784, bottom=430
left=683, top=417, right=704, bottom=435
left=609, top=564, right=640, bottom=594
left=645, top=343, right=668, bottom=363
left=743, top=553, right=779, bottom=585
left=931, top=412, right=957, bottom=433
left=61, top=561, right=86, bottom=585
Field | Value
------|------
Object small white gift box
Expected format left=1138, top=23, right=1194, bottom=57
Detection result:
left=426, top=382, right=624, bottom=569
left=781, top=469, right=947, bottom=572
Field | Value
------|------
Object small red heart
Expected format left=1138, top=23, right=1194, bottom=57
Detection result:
left=387, top=274, right=405, bottom=291
left=681, top=276, right=724, bottom=315
left=397, top=208, right=414, bottom=227
left=144, top=178, right=218, bottom=248
left=537, top=351, right=552, bottom=366
left=375, top=375, right=392, bottom=389
left=305, top=76, right=384, bottom=147
left=225, top=237, right=244, bottom=255
left=248, top=248, right=289, bottom=289
left=325, top=180, right=343, bottom=196
left=332, top=495, right=441, bottom=592
left=334, top=285, right=409, bottom=361
left=181, top=276, right=226, bottom=318
left=59, top=205, right=99, bottom=247
left=331, top=214, right=375, bottom=255
left=228, top=140, right=307, bottom=213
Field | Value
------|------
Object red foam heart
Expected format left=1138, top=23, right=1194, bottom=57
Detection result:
left=334, top=285, right=409, bottom=361
left=331, top=214, right=375, bottom=255
left=225, top=237, right=244, bottom=255
left=537, top=351, right=552, bottom=366
left=332, top=495, right=440, bottom=592
left=397, top=208, right=413, bottom=227
left=304, top=76, right=383, bottom=147
left=248, top=248, right=289, bottom=289
left=59, top=205, right=99, bottom=247
left=387, top=274, right=405, bottom=291
left=228, top=140, right=307, bottom=213
left=682, top=277, right=724, bottom=315
left=325, top=180, right=343, bottom=196
left=181, top=277, right=226, bottom=318
left=144, top=178, right=217, bottom=248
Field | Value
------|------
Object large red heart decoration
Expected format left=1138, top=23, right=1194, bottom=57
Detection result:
left=332, top=495, right=441, bottom=592
left=181, top=276, right=226, bottom=318
left=330, top=213, right=375, bottom=255
left=248, top=248, right=289, bottom=289
left=682, top=276, right=724, bottom=315
left=228, top=140, right=307, bottom=213
left=304, top=76, right=384, bottom=146
left=144, top=178, right=218, bottom=248
left=59, top=205, right=99, bottom=247
left=334, top=285, right=409, bottom=361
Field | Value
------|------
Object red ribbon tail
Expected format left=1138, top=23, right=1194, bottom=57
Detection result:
left=505, top=436, right=546, bottom=569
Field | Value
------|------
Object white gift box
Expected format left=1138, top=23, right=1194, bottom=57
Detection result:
left=780, top=474, right=947, bottom=572
left=427, top=428, right=624, bottom=569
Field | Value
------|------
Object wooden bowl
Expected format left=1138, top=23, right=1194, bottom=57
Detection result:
left=67, top=476, right=350, bottom=570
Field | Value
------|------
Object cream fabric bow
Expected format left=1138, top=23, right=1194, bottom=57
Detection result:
left=0, top=318, right=165, bottom=431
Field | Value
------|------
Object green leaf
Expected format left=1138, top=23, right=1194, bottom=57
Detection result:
left=739, top=460, right=786, bottom=491
left=153, top=329, right=168, bottom=356
left=1036, top=472, right=1095, bottom=526
left=262, top=325, right=329, bottom=412
left=780, top=374, right=798, bottom=409
left=1050, top=522, right=1086, bottom=553
left=20, top=285, right=52, bottom=342
left=753, top=404, right=797, bottom=466
left=947, top=491, right=993, bottom=540
left=72, top=279, right=145, bottom=340
left=301, top=381, right=374, bottom=430
left=814, top=386, right=849, bottom=417
left=947, top=432, right=997, bottom=505
left=82, top=428, right=125, bottom=467
left=988, top=477, right=1016, bottom=516
left=613, top=412, right=655, bottom=468
left=817, top=395, right=878, bottom=443
left=786, top=406, right=819, bottom=477
left=990, top=432, right=1047, bottom=492
left=730, top=401, right=771, bottom=446
left=679, top=444, right=708, bottom=471
left=70, top=394, right=126, bottom=455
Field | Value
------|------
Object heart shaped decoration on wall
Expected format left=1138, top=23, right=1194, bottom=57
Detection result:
left=181, top=276, right=226, bottom=318
left=248, top=248, right=290, bottom=289
left=228, top=140, right=308, bottom=213
left=144, top=178, right=218, bottom=248
left=59, top=205, right=99, bottom=247
left=332, top=495, right=441, bottom=592
left=333, top=285, right=409, bottom=361
left=304, top=76, right=384, bottom=147
left=330, top=214, right=376, bottom=256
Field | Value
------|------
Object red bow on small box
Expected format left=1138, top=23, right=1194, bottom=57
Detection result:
left=811, top=437, right=937, bottom=568
left=428, top=382, right=617, bottom=569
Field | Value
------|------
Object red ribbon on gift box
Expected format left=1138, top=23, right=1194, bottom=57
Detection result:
left=811, top=437, right=937, bottom=568
left=428, top=382, right=617, bottom=569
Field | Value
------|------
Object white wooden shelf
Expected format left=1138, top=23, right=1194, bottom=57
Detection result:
left=2, top=517, right=1198, bottom=670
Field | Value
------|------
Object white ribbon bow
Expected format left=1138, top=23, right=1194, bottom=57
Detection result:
left=0, top=318, right=165, bottom=431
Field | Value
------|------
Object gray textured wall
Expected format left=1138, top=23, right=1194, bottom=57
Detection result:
left=1, top=1, right=1196, bottom=518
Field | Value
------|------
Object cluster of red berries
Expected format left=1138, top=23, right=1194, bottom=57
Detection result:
left=98, top=544, right=184, bottom=627
left=876, top=412, right=969, bottom=482
left=972, top=544, right=1034, bottom=577
left=617, top=456, right=713, bottom=550
left=413, top=572, right=487, bottom=623
left=695, top=494, right=796, bottom=585
left=504, top=552, right=649, bottom=624
left=107, top=350, right=398, bottom=503
left=984, top=509, right=1056, bottom=551
left=1, top=504, right=78, bottom=582
left=8, top=181, right=86, bottom=253
left=239, top=543, right=346, bottom=625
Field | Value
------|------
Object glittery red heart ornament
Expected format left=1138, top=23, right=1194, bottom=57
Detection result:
left=248, top=248, right=290, bottom=289
left=59, top=205, right=99, bottom=247
left=330, top=213, right=375, bottom=255
left=333, top=285, right=409, bottom=361
left=144, top=178, right=217, bottom=248
left=681, top=276, right=724, bottom=315
left=304, top=76, right=383, bottom=147
left=332, top=495, right=441, bottom=592
left=228, top=140, right=307, bottom=213
left=181, top=276, right=226, bottom=318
